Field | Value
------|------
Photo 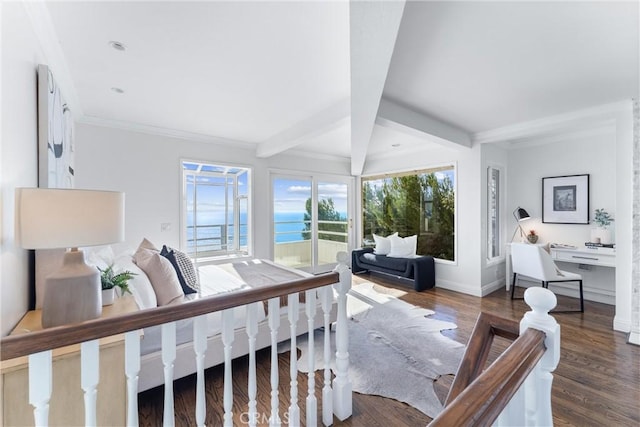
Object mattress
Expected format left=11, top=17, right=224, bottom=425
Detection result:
left=140, top=259, right=312, bottom=355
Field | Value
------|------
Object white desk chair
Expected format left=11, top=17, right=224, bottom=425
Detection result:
left=510, top=242, right=584, bottom=313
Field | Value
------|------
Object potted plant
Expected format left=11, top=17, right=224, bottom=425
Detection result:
left=526, top=229, right=538, bottom=244
left=98, top=264, right=135, bottom=305
left=591, top=208, right=614, bottom=244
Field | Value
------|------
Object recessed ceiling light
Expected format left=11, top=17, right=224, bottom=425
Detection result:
left=111, top=87, right=124, bottom=94
left=108, top=40, right=126, bottom=51
left=391, top=143, right=401, bottom=148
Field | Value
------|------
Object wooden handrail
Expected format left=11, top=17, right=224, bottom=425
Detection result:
left=429, top=327, right=547, bottom=427
left=1, top=272, right=339, bottom=361
left=445, top=312, right=520, bottom=405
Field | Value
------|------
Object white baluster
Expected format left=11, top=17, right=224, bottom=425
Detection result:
left=162, top=322, right=177, bottom=427
left=305, top=289, right=317, bottom=427
left=321, top=285, right=334, bottom=426
left=222, top=308, right=235, bottom=427
left=194, top=314, right=208, bottom=427
left=81, top=340, right=99, bottom=427
left=125, top=330, right=141, bottom=427
left=520, top=287, right=560, bottom=427
left=29, top=350, right=52, bottom=426
left=246, top=302, right=259, bottom=427
left=287, top=293, right=301, bottom=427
left=268, top=298, right=282, bottom=427
left=332, top=252, right=352, bottom=421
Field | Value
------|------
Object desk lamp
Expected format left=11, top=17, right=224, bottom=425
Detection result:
left=16, top=188, right=125, bottom=327
left=510, top=207, right=531, bottom=242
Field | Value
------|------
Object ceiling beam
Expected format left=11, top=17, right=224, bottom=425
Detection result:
left=349, top=0, right=406, bottom=176
left=376, top=98, right=472, bottom=149
left=256, top=98, right=350, bottom=158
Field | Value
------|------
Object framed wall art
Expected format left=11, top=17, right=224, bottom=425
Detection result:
left=38, top=64, right=75, bottom=189
left=542, top=174, right=589, bottom=224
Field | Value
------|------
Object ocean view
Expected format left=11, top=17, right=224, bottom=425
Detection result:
left=186, top=212, right=312, bottom=250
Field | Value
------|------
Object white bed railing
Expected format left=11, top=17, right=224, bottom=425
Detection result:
left=1, top=253, right=353, bottom=427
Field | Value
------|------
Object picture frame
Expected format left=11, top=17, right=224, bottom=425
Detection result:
left=542, top=174, right=589, bottom=224
left=37, top=64, right=75, bottom=189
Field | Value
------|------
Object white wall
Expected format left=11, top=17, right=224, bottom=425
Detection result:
left=363, top=139, right=484, bottom=296
left=74, top=123, right=351, bottom=261
left=0, top=2, right=45, bottom=335
left=507, top=126, right=618, bottom=305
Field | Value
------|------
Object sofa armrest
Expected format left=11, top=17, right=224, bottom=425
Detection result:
left=351, top=247, right=374, bottom=273
left=411, top=256, right=436, bottom=291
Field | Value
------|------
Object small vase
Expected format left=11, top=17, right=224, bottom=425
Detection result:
left=527, top=234, right=538, bottom=244
left=590, top=228, right=612, bottom=244
left=102, top=288, right=115, bottom=306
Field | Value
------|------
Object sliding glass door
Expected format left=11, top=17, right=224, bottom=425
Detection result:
left=272, top=175, right=351, bottom=273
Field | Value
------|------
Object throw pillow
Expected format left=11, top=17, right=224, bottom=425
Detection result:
left=373, top=232, right=398, bottom=255
left=161, top=245, right=198, bottom=295
left=134, top=248, right=184, bottom=306
left=138, top=238, right=159, bottom=251
left=388, top=234, right=418, bottom=258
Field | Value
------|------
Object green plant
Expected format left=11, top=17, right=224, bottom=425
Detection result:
left=98, top=264, right=135, bottom=295
left=593, top=208, right=613, bottom=228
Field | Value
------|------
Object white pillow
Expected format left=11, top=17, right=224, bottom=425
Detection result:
left=114, top=254, right=157, bottom=309
left=388, top=234, right=418, bottom=258
left=84, top=245, right=115, bottom=270
left=373, top=232, right=398, bottom=255
left=134, top=248, right=184, bottom=306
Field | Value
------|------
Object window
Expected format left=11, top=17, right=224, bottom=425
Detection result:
left=182, top=161, right=250, bottom=259
left=362, top=165, right=455, bottom=261
left=487, top=166, right=502, bottom=260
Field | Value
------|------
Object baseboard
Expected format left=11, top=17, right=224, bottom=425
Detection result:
left=627, top=331, right=640, bottom=345
left=480, top=279, right=505, bottom=297
left=436, top=279, right=483, bottom=297
left=613, top=316, right=631, bottom=333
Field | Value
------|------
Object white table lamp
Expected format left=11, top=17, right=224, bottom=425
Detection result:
left=16, top=188, right=125, bottom=328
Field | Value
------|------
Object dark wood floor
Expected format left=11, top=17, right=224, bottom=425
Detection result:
left=138, top=273, right=640, bottom=426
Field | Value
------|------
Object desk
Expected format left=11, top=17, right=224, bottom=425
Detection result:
left=549, top=246, right=616, bottom=268
left=505, top=244, right=616, bottom=291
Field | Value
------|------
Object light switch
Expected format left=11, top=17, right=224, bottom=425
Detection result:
left=161, top=222, right=171, bottom=232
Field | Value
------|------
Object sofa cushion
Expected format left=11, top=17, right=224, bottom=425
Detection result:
left=373, top=232, right=398, bottom=255
left=388, top=234, right=417, bottom=258
left=360, top=252, right=409, bottom=272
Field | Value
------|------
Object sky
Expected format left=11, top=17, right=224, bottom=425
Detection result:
left=273, top=178, right=348, bottom=214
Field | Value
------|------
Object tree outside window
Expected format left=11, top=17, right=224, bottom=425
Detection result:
left=362, top=166, right=455, bottom=261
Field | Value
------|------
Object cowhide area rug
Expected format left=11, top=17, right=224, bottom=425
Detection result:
left=279, top=282, right=466, bottom=419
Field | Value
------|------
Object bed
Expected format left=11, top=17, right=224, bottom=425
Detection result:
left=87, top=243, right=338, bottom=392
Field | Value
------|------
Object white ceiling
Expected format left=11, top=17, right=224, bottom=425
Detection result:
left=40, top=1, right=639, bottom=170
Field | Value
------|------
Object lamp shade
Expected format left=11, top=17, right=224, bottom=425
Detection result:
left=16, top=188, right=125, bottom=249
left=514, top=207, right=531, bottom=222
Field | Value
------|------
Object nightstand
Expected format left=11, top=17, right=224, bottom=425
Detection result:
left=1, top=296, right=138, bottom=426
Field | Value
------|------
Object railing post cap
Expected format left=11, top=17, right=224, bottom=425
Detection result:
left=524, top=287, right=557, bottom=314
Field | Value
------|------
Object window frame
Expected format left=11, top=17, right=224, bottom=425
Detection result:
left=486, top=164, right=505, bottom=265
left=360, top=163, right=457, bottom=264
left=180, top=159, right=253, bottom=261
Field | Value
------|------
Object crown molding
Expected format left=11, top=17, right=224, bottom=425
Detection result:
left=23, top=0, right=83, bottom=116
left=473, top=100, right=633, bottom=145
left=77, top=115, right=257, bottom=149
left=505, top=121, right=617, bottom=150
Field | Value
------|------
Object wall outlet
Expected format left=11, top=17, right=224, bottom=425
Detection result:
left=160, top=222, right=171, bottom=232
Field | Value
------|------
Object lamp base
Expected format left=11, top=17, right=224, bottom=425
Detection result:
left=41, top=250, right=102, bottom=328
